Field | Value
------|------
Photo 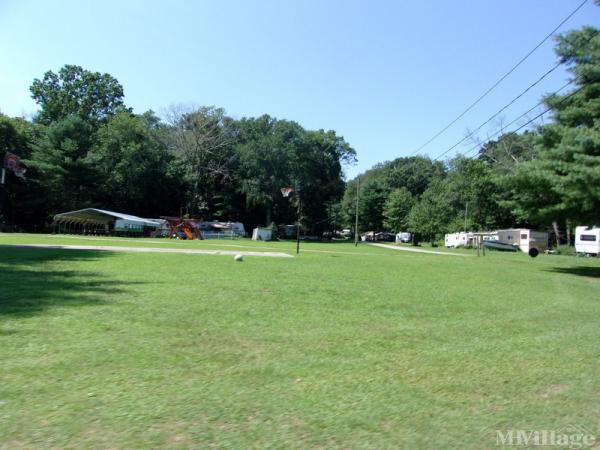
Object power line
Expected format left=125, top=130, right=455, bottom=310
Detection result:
left=410, top=0, right=590, bottom=156
left=463, top=79, right=596, bottom=163
left=432, top=60, right=564, bottom=161
left=432, top=28, right=599, bottom=161
left=460, top=78, right=576, bottom=157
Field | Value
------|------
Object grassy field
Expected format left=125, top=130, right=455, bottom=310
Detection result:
left=1, top=233, right=599, bottom=449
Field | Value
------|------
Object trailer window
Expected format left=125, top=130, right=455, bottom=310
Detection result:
left=580, top=234, right=597, bottom=242
left=520, top=234, right=528, bottom=239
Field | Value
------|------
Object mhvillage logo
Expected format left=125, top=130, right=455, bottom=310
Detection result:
left=495, top=424, right=596, bottom=449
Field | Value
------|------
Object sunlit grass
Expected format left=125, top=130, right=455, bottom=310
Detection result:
left=1, top=233, right=599, bottom=448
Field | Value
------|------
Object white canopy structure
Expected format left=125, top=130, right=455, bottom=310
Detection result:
left=53, top=208, right=164, bottom=235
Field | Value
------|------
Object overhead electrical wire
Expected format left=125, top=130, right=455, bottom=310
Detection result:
left=432, top=60, right=565, bottom=161
left=459, top=78, right=577, bottom=158
left=462, top=78, right=597, bottom=164
left=409, top=0, right=590, bottom=156
left=431, top=28, right=599, bottom=161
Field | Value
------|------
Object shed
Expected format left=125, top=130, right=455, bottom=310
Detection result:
left=252, top=227, right=272, bottom=241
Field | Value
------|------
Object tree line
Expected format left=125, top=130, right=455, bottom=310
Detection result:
left=338, top=24, right=599, bottom=244
left=0, top=65, right=356, bottom=233
left=1, top=23, right=598, bottom=242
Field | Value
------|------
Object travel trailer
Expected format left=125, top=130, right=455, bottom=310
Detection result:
left=575, top=226, right=600, bottom=256
left=444, top=232, right=475, bottom=248
left=496, top=229, right=548, bottom=253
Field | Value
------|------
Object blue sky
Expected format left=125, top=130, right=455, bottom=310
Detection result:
left=1, top=0, right=598, bottom=178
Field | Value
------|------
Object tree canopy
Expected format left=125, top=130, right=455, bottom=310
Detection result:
left=2, top=66, right=356, bottom=233
left=30, top=65, right=127, bottom=125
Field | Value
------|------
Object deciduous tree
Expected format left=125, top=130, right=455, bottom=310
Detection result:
left=30, top=65, right=128, bottom=125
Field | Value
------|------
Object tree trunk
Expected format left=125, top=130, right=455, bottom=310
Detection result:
left=265, top=207, right=271, bottom=227
left=566, top=219, right=571, bottom=247
left=552, top=220, right=560, bottom=248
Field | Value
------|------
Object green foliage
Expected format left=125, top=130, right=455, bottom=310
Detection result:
left=384, top=156, right=446, bottom=196
left=445, top=156, right=513, bottom=230
left=235, top=116, right=301, bottom=224
left=162, top=106, right=237, bottom=216
left=4, top=66, right=354, bottom=230
left=235, top=116, right=355, bottom=228
left=553, top=245, right=576, bottom=256
left=30, top=65, right=128, bottom=125
left=382, top=187, right=414, bottom=232
left=89, top=112, right=180, bottom=217
left=501, top=27, right=600, bottom=225
left=8, top=20, right=599, bottom=237
left=0, top=115, right=48, bottom=227
left=340, top=156, right=443, bottom=232
left=478, top=131, right=537, bottom=174
left=406, top=180, right=452, bottom=242
left=297, top=129, right=354, bottom=230
left=344, top=24, right=599, bottom=237
left=357, top=178, right=388, bottom=231
left=27, top=115, right=97, bottom=217
left=0, top=115, right=30, bottom=157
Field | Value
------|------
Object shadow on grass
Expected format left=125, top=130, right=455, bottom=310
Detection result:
left=546, top=266, right=600, bottom=279
left=0, top=247, right=143, bottom=317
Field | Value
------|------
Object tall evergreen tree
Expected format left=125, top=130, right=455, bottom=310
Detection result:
left=503, top=26, right=600, bottom=225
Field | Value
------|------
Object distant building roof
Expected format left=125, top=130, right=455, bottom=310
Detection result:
left=53, top=208, right=162, bottom=228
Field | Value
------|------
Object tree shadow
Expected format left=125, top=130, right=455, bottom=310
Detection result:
left=0, top=247, right=144, bottom=317
left=545, top=266, right=600, bottom=279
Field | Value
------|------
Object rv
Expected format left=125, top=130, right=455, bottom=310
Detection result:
left=444, top=232, right=475, bottom=248
left=575, top=226, right=600, bottom=256
left=496, top=229, right=548, bottom=253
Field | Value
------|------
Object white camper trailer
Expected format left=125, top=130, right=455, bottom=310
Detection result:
left=575, top=226, right=600, bottom=255
left=444, top=232, right=475, bottom=248
left=496, top=229, right=548, bottom=253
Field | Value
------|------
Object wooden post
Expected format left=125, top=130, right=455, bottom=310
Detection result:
left=296, top=193, right=301, bottom=255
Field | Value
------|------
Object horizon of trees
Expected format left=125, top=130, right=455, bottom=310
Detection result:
left=0, top=65, right=356, bottom=234
left=1, top=21, right=598, bottom=243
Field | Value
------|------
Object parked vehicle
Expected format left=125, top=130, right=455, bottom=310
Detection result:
left=575, top=226, right=600, bottom=256
left=496, top=229, right=548, bottom=253
left=483, top=240, right=518, bottom=252
left=395, top=232, right=412, bottom=243
left=375, top=232, right=395, bottom=242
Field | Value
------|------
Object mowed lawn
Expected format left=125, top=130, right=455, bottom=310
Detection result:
left=0, top=234, right=599, bottom=449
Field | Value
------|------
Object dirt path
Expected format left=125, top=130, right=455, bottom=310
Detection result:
left=0, top=244, right=293, bottom=258
left=368, top=242, right=469, bottom=256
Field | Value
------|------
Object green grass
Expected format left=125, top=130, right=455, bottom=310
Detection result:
left=1, top=233, right=599, bottom=449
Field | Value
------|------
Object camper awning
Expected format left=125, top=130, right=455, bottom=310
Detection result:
left=53, top=208, right=162, bottom=227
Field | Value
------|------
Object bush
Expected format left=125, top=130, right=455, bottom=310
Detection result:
left=553, top=245, right=576, bottom=256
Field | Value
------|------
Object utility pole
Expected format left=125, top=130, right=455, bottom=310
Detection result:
left=354, top=177, right=360, bottom=246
